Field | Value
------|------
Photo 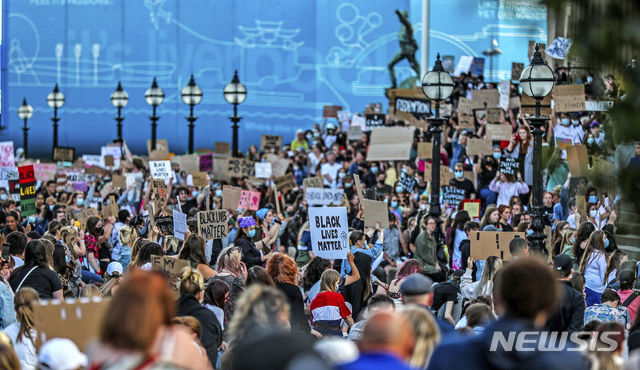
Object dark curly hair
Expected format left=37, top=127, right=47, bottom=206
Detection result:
left=302, top=257, right=331, bottom=291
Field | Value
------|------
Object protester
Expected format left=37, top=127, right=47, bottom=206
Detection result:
left=8, top=240, right=63, bottom=299
left=545, top=254, right=585, bottom=332
left=4, top=287, right=39, bottom=369
left=579, top=230, right=609, bottom=306
left=310, top=269, right=354, bottom=336
left=399, top=273, right=455, bottom=335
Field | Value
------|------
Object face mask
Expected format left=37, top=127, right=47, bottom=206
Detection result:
left=589, top=209, right=598, bottom=218
left=561, top=118, right=570, bottom=126
left=344, top=182, right=353, bottom=188
left=493, top=152, right=502, bottom=159
left=588, top=195, right=598, bottom=203
left=96, top=226, right=104, bottom=236
left=604, top=238, right=610, bottom=248
left=0, top=194, right=7, bottom=201
left=65, top=252, right=71, bottom=263
left=49, top=205, right=55, bottom=211
left=587, top=76, right=593, bottom=83
left=587, top=138, right=595, bottom=145
left=420, top=203, right=428, bottom=211
left=76, top=198, right=84, bottom=206
left=306, top=134, right=312, bottom=140
left=27, top=216, right=36, bottom=223
left=391, top=201, right=398, bottom=208
left=527, top=229, right=533, bottom=236
left=395, top=186, right=404, bottom=193
left=191, top=190, right=199, bottom=197
left=455, top=171, right=464, bottom=179
left=293, top=166, right=299, bottom=171
left=383, top=198, right=389, bottom=204
left=215, top=189, right=223, bottom=197
left=338, top=173, right=346, bottom=179
left=371, top=167, right=379, bottom=174
left=247, top=229, right=256, bottom=238
left=571, top=237, right=576, bottom=244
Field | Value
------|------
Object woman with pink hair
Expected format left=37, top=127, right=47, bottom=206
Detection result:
left=387, top=259, right=423, bottom=300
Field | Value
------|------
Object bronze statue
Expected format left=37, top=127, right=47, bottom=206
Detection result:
left=388, top=9, right=421, bottom=88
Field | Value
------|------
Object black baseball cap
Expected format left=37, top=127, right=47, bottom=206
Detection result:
left=553, top=254, right=572, bottom=274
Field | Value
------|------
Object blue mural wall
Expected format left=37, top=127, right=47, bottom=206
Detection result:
left=1, top=0, right=546, bottom=157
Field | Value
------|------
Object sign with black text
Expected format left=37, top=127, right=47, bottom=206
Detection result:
left=394, top=97, right=430, bottom=117
left=365, top=113, right=385, bottom=129
left=398, top=171, right=416, bottom=193
left=305, top=188, right=344, bottom=206
left=197, top=210, right=228, bottom=240
left=149, top=161, right=173, bottom=181
left=442, top=186, right=466, bottom=208
left=18, top=165, right=36, bottom=216
left=500, top=156, right=520, bottom=176
left=308, top=206, right=349, bottom=259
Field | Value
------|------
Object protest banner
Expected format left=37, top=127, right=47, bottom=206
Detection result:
left=73, top=182, right=89, bottom=192
left=442, top=186, right=466, bottom=208
left=305, top=188, right=344, bottom=206
left=511, top=62, right=524, bottom=81
left=486, top=108, right=502, bottom=123
left=555, top=137, right=573, bottom=151
left=394, top=95, right=430, bottom=119
left=100, top=145, right=122, bottom=160
left=0, top=142, right=14, bottom=168
left=264, top=154, right=289, bottom=177
left=417, top=142, right=433, bottom=159
left=112, top=175, right=126, bottom=189
left=361, top=199, right=390, bottom=228
left=553, top=84, right=585, bottom=112
left=337, top=110, right=351, bottom=124
left=585, top=101, right=614, bottom=112
left=199, top=153, right=213, bottom=172
left=76, top=208, right=99, bottom=229
left=457, top=97, right=474, bottom=115
left=101, top=195, right=119, bottom=219
left=398, top=171, right=416, bottom=193
left=485, top=124, right=512, bottom=141
left=239, top=190, right=261, bottom=211
left=424, top=163, right=452, bottom=187
left=463, top=199, right=481, bottom=218
left=33, top=163, right=56, bottom=182
left=8, top=170, right=20, bottom=202
left=173, top=210, right=187, bottom=240
left=53, top=147, right=75, bottom=162
left=347, top=124, right=363, bottom=140
left=66, top=173, right=98, bottom=183
left=499, top=80, right=510, bottom=111
left=197, top=210, right=228, bottom=240
left=214, top=142, right=231, bottom=155
left=18, top=165, right=37, bottom=216
left=351, top=115, right=366, bottom=130
left=308, top=206, right=349, bottom=259
left=322, top=105, right=342, bottom=118
left=226, top=158, right=254, bottom=178
left=367, top=127, right=415, bottom=161
left=155, top=216, right=174, bottom=236
left=467, top=138, right=493, bottom=156
left=365, top=114, right=385, bottom=130
left=471, top=89, right=499, bottom=109
left=261, top=135, right=283, bottom=152
left=567, top=145, right=588, bottom=177
left=151, top=255, right=190, bottom=292
left=470, top=231, right=526, bottom=260
left=82, top=155, right=104, bottom=168
left=149, top=161, right=172, bottom=181
left=99, top=182, right=114, bottom=199
left=212, top=155, right=230, bottom=182
left=454, top=55, right=473, bottom=76
left=149, top=179, right=167, bottom=201
left=500, top=156, right=520, bottom=176
left=521, top=94, right=552, bottom=116
left=172, top=154, right=200, bottom=174
left=222, top=185, right=242, bottom=210
left=191, top=172, right=208, bottom=187
left=273, top=173, right=296, bottom=193
left=147, top=139, right=169, bottom=155
left=255, top=162, right=272, bottom=178
left=34, top=297, right=110, bottom=351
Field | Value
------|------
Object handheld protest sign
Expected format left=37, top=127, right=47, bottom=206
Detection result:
left=353, top=174, right=365, bottom=201
left=226, top=157, right=254, bottom=178
left=222, top=185, right=242, bottom=210
left=273, top=173, right=296, bottom=193
left=305, top=188, right=344, bottom=206
left=53, top=147, right=75, bottom=163
left=463, top=199, right=481, bottom=218
left=151, top=255, right=190, bottom=292
left=149, top=161, right=172, bottom=181
left=173, top=210, right=187, bottom=240
left=308, top=206, right=349, bottom=259
left=214, top=142, right=231, bottom=155
left=196, top=210, right=228, bottom=240
left=470, top=231, right=525, bottom=260
left=499, top=157, right=520, bottom=176
left=239, top=190, right=261, bottom=211
left=18, top=165, right=37, bottom=216
left=155, top=215, right=174, bottom=236
left=0, top=141, right=15, bottom=167
left=261, top=135, right=282, bottom=153
left=361, top=199, right=390, bottom=229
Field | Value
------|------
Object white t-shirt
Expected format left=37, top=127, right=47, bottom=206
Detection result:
left=4, top=323, right=37, bottom=370
left=321, top=162, right=342, bottom=188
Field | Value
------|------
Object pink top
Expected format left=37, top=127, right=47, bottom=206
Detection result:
left=618, top=289, right=640, bottom=323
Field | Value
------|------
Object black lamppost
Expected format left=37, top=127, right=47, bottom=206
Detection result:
left=46, top=83, right=64, bottom=149
left=110, top=81, right=129, bottom=142
left=181, top=74, right=203, bottom=154
left=18, top=98, right=33, bottom=158
left=520, top=44, right=555, bottom=252
left=421, top=53, right=454, bottom=219
left=145, top=77, right=165, bottom=151
left=223, top=70, right=247, bottom=157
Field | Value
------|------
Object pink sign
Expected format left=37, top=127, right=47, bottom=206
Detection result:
left=239, top=190, right=261, bottom=211
left=0, top=142, right=15, bottom=168
left=34, top=163, right=57, bottom=182
left=199, top=154, right=213, bottom=172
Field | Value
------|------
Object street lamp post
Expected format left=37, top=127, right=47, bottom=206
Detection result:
left=519, top=44, right=555, bottom=252
left=18, top=98, right=33, bottom=158
left=181, top=74, right=203, bottom=154
left=421, top=53, right=454, bottom=219
left=110, top=81, right=129, bottom=143
left=46, top=83, right=65, bottom=149
left=223, top=70, right=247, bottom=157
left=145, top=77, right=165, bottom=151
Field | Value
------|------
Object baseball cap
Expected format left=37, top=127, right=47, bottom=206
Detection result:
left=553, top=254, right=572, bottom=274
left=106, top=261, right=123, bottom=277
left=399, top=273, right=433, bottom=295
left=38, top=338, right=88, bottom=370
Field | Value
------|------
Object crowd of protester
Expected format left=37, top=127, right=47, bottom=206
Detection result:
left=0, top=68, right=636, bottom=369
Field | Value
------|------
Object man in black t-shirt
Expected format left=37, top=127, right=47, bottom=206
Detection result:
left=431, top=270, right=464, bottom=326
left=449, top=162, right=476, bottom=199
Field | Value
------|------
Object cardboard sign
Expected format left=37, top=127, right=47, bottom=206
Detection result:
left=467, top=138, right=492, bottom=156
left=149, top=149, right=170, bottom=161
left=265, top=154, right=290, bottom=177
left=470, top=231, right=526, bottom=260
left=239, top=190, right=261, bottom=211
left=147, top=139, right=169, bottom=155
left=34, top=297, right=110, bottom=351
left=457, top=97, right=474, bottom=115
left=303, top=176, right=324, bottom=191
left=365, top=114, right=385, bottom=129
left=226, top=158, right=254, bottom=178
left=191, top=172, right=209, bottom=187
left=104, top=155, right=115, bottom=167
left=261, top=135, right=283, bottom=152
left=553, top=84, right=585, bottom=113
left=361, top=199, right=390, bottom=229
left=511, top=63, right=525, bottom=81
left=273, top=173, right=296, bottom=193
left=394, top=97, right=430, bottom=118
left=197, top=210, right=228, bottom=240
left=100, top=145, right=122, bottom=160
left=149, top=161, right=173, bottom=181
left=500, top=156, right=520, bottom=176
left=214, top=142, right=230, bottom=155
left=486, top=124, right=512, bottom=141
left=417, top=142, right=433, bottom=159
left=156, top=216, right=174, bottom=236
left=347, top=124, right=363, bottom=139
left=102, top=195, right=119, bottom=219
left=424, top=163, right=452, bottom=187
left=442, top=186, right=466, bottom=208
left=222, top=185, right=242, bottom=210
left=472, top=89, right=499, bottom=109
left=199, top=153, right=213, bottom=172
left=458, top=114, right=475, bottom=129
left=66, top=173, right=98, bottom=183
left=53, top=147, right=75, bottom=162
left=486, top=108, right=502, bottom=123
left=398, top=171, right=416, bottom=193
left=18, top=165, right=37, bottom=216
left=585, top=101, right=614, bottom=112
left=149, top=179, right=167, bottom=201
left=0, top=142, right=15, bottom=168
left=308, top=206, right=349, bottom=259
left=76, top=208, right=99, bottom=228
left=509, top=96, right=521, bottom=109
left=323, top=105, right=342, bottom=118
left=367, top=127, right=415, bottom=161
left=521, top=94, right=552, bottom=116
left=33, top=163, right=57, bottom=182
left=567, top=145, right=588, bottom=177
left=151, top=255, right=190, bottom=292
left=463, top=199, right=481, bottom=218
left=112, top=175, right=126, bottom=189
left=173, top=210, right=187, bottom=240
left=255, top=162, right=272, bottom=178
left=172, top=154, right=200, bottom=174
left=306, top=188, right=344, bottom=206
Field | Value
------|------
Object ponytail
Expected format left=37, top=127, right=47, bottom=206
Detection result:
left=14, top=288, right=39, bottom=346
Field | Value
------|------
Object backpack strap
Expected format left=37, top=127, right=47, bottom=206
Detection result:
left=622, top=292, right=639, bottom=307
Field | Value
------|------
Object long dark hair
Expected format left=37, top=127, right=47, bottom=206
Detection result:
left=86, top=216, right=101, bottom=237
left=178, top=234, right=207, bottom=266
left=302, top=257, right=331, bottom=291
left=353, top=253, right=373, bottom=303
left=579, top=230, right=607, bottom=274
left=448, top=211, right=470, bottom=256
left=23, top=240, right=50, bottom=269
left=204, top=279, right=229, bottom=309
left=573, top=222, right=596, bottom=264
left=135, top=243, right=164, bottom=267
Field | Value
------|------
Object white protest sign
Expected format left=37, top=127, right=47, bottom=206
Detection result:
left=0, top=142, right=15, bottom=168
left=82, top=155, right=104, bottom=168
left=254, top=162, right=272, bottom=179
left=351, top=115, right=366, bottom=130
left=454, top=56, right=474, bottom=77
left=173, top=210, right=187, bottom=241
left=149, top=161, right=173, bottom=181
left=125, top=173, right=136, bottom=188
left=308, top=206, right=349, bottom=259
left=305, top=188, right=344, bottom=206
left=499, top=80, right=510, bottom=111
left=585, top=100, right=614, bottom=112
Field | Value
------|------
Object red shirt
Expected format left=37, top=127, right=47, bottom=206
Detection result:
left=84, top=234, right=99, bottom=260
left=310, top=291, right=351, bottom=327
left=618, top=289, right=640, bottom=323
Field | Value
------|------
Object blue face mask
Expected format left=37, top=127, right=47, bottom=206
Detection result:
left=589, top=195, right=598, bottom=203
left=455, top=171, right=464, bottom=179
left=587, top=76, right=593, bottom=83
left=344, top=182, right=353, bottom=188
left=493, top=152, right=502, bottom=159
left=247, top=229, right=256, bottom=238
left=571, top=237, right=576, bottom=244
left=76, top=198, right=84, bottom=206
left=27, top=216, right=36, bottom=223
left=391, top=201, right=398, bottom=208
left=395, top=186, right=404, bottom=193
left=215, top=189, right=223, bottom=197
left=587, top=138, right=595, bottom=145
left=306, top=134, right=313, bottom=140
left=371, top=167, right=379, bottom=174
left=65, top=252, right=71, bottom=263
left=191, top=190, right=198, bottom=197
left=561, top=118, right=570, bottom=126
left=604, top=238, right=610, bottom=248
left=49, top=205, right=55, bottom=211
left=527, top=229, right=533, bottom=236
left=0, top=194, right=7, bottom=201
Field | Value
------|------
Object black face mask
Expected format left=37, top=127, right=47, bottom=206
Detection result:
left=378, top=179, right=385, bottom=184
left=96, top=227, right=104, bottom=236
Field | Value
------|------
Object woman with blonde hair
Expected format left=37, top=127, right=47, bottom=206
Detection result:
left=118, top=225, right=135, bottom=271
left=462, top=256, right=503, bottom=300
left=211, top=246, right=246, bottom=320
left=310, top=269, right=354, bottom=336
left=4, top=287, right=39, bottom=369
left=402, top=304, right=440, bottom=369
left=0, top=342, right=19, bottom=370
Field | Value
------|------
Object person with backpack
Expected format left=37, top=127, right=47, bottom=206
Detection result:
left=617, top=269, right=640, bottom=323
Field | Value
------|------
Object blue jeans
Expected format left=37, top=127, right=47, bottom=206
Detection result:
left=81, top=270, right=102, bottom=284
left=585, top=286, right=601, bottom=307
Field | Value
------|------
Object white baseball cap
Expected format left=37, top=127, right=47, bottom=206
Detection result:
left=38, top=338, right=88, bottom=370
left=106, top=261, right=123, bottom=277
